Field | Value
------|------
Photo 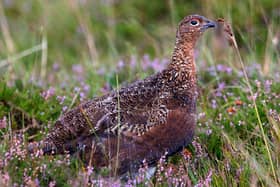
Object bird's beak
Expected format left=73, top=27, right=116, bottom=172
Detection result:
left=202, top=19, right=216, bottom=30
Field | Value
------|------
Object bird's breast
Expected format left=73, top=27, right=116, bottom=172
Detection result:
left=133, top=108, right=196, bottom=153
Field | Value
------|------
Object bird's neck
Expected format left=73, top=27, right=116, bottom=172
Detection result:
left=166, top=38, right=197, bottom=88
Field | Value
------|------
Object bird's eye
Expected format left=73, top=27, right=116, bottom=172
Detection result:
left=190, top=20, right=199, bottom=26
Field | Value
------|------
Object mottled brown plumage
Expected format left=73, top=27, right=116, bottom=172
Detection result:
left=29, top=14, right=216, bottom=176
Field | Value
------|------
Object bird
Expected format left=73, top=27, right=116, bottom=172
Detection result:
left=28, top=14, right=216, bottom=176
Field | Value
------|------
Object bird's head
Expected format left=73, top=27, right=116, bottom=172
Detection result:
left=176, top=14, right=216, bottom=44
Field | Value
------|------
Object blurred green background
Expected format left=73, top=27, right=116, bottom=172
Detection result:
left=0, top=0, right=279, bottom=81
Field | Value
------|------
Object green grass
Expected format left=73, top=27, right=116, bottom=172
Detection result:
left=0, top=0, right=280, bottom=186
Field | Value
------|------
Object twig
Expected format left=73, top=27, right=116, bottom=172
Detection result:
left=219, top=18, right=277, bottom=182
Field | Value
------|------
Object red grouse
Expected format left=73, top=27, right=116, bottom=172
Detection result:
left=29, top=14, right=216, bottom=176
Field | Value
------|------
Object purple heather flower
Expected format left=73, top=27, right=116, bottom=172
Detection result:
left=207, top=66, right=217, bottom=76
left=62, top=106, right=68, bottom=112
left=237, top=70, right=244, bottom=77
left=161, top=58, right=169, bottom=66
left=225, top=67, right=232, bottom=74
left=218, top=82, right=226, bottom=90
left=216, top=64, right=232, bottom=75
left=151, top=58, right=168, bottom=72
left=97, top=67, right=106, bottom=75
left=248, top=92, right=258, bottom=101
left=215, top=82, right=226, bottom=97
left=52, top=63, right=60, bottom=72
left=194, top=169, right=213, bottom=187
left=150, top=58, right=164, bottom=72
left=0, top=116, right=7, bottom=129
left=129, top=56, right=137, bottom=69
left=87, top=166, right=93, bottom=176
left=211, top=99, right=217, bottom=109
left=197, top=112, right=206, bottom=120
left=72, top=64, right=85, bottom=81
left=74, top=87, right=81, bottom=93
left=72, top=64, right=84, bottom=75
left=192, top=139, right=203, bottom=158
left=109, top=181, right=121, bottom=187
left=49, top=181, right=56, bottom=187
left=34, top=178, right=40, bottom=186
left=141, top=54, right=151, bottom=71
left=264, top=80, right=272, bottom=93
left=81, top=82, right=90, bottom=93
left=235, top=166, right=243, bottom=180
left=125, top=180, right=135, bottom=187
left=41, top=87, right=56, bottom=100
left=216, top=64, right=223, bottom=71
left=204, top=169, right=213, bottom=187
left=255, top=79, right=261, bottom=88
left=117, top=60, right=125, bottom=71
left=246, top=63, right=261, bottom=76
left=206, top=129, right=212, bottom=136
left=56, top=96, right=66, bottom=105
left=139, top=55, right=169, bottom=72
left=80, top=92, right=86, bottom=101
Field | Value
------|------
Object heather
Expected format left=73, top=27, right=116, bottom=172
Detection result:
left=0, top=0, right=280, bottom=186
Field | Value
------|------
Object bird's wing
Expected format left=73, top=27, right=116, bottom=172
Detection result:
left=92, top=91, right=169, bottom=137
left=40, top=73, right=168, bottom=153
left=114, top=105, right=169, bottom=137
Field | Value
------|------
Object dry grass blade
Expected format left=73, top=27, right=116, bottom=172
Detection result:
left=68, top=0, right=99, bottom=67
left=217, top=18, right=278, bottom=182
left=216, top=18, right=237, bottom=47
left=0, top=44, right=44, bottom=69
